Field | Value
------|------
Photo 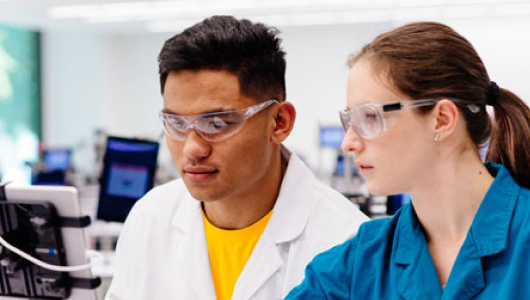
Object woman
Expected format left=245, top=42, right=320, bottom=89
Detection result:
left=285, top=22, right=530, bottom=299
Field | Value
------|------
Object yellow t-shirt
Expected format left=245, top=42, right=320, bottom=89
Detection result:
left=203, top=210, right=273, bottom=300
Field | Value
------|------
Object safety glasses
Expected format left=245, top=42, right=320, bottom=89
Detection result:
left=160, top=99, right=278, bottom=142
left=339, top=99, right=442, bottom=140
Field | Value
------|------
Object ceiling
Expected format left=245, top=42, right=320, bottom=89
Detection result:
left=1, top=0, right=530, bottom=34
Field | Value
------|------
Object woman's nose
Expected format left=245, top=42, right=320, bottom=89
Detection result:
left=342, top=127, right=364, bottom=154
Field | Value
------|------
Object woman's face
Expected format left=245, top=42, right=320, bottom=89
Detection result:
left=342, top=60, right=438, bottom=195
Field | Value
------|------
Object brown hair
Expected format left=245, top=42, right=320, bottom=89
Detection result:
left=349, top=22, right=530, bottom=188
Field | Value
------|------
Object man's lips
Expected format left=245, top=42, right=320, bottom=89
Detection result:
left=183, top=166, right=218, bottom=174
left=183, top=166, right=219, bottom=181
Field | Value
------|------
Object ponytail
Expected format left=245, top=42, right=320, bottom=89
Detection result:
left=487, top=88, right=530, bottom=188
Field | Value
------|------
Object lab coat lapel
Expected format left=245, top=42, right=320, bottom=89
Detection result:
left=232, top=149, right=315, bottom=299
left=172, top=195, right=216, bottom=300
left=232, top=233, right=283, bottom=300
left=440, top=239, right=485, bottom=300
left=395, top=205, right=442, bottom=300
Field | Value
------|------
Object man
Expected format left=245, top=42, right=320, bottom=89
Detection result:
left=105, top=15, right=368, bottom=300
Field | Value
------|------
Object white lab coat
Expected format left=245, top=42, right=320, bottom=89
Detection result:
left=105, top=148, right=368, bottom=300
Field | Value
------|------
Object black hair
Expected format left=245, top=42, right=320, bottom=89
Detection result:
left=158, top=15, right=286, bottom=102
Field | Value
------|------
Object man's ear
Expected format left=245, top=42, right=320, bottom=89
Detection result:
left=271, top=102, right=296, bottom=144
left=432, top=99, right=459, bottom=141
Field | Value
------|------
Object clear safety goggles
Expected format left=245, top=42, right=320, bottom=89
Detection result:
left=160, top=99, right=278, bottom=142
left=339, top=98, right=478, bottom=140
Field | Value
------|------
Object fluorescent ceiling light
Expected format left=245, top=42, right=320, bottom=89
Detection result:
left=47, top=0, right=530, bottom=31
left=148, top=1, right=530, bottom=32
left=49, top=0, right=454, bottom=21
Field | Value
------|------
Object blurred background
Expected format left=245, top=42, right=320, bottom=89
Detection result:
left=0, top=0, right=529, bottom=185
left=0, top=0, right=529, bottom=297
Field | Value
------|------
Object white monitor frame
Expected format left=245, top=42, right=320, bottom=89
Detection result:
left=1, top=184, right=97, bottom=300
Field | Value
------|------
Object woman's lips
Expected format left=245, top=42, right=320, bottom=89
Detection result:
left=355, top=161, right=374, bottom=174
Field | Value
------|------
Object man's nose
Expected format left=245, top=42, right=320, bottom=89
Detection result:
left=182, top=130, right=212, bottom=161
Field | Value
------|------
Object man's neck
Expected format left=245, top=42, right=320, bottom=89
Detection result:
left=203, top=152, right=288, bottom=230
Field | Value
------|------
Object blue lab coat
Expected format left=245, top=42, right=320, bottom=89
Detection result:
left=284, top=163, right=530, bottom=299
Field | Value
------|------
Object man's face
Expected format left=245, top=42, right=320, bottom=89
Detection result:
left=163, top=69, right=277, bottom=202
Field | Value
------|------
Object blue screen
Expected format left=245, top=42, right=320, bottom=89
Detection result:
left=97, top=136, right=159, bottom=222
left=107, top=164, right=148, bottom=199
left=44, top=149, right=71, bottom=171
left=387, top=193, right=411, bottom=215
left=319, top=126, right=345, bottom=149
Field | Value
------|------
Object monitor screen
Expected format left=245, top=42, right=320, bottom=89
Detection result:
left=97, top=136, right=159, bottom=222
left=43, top=148, right=72, bottom=171
left=333, top=153, right=358, bottom=177
left=386, top=193, right=411, bottom=215
left=319, top=126, right=345, bottom=149
left=32, top=170, right=67, bottom=186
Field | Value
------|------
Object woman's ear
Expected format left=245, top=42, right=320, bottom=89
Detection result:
left=432, top=99, right=459, bottom=141
left=271, top=102, right=296, bottom=144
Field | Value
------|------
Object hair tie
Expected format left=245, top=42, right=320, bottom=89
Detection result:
left=487, top=81, right=500, bottom=106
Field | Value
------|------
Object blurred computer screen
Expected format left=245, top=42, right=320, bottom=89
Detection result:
left=43, top=148, right=72, bottom=171
left=96, top=136, right=159, bottom=223
left=319, top=126, right=345, bottom=149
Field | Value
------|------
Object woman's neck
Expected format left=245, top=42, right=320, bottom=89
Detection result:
left=410, top=153, right=494, bottom=245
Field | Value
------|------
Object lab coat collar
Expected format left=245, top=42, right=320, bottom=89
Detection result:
left=470, top=162, right=519, bottom=257
left=394, top=205, right=444, bottom=298
left=171, top=186, right=202, bottom=233
left=393, top=204, right=422, bottom=266
left=268, top=146, right=315, bottom=244
left=172, top=194, right=216, bottom=300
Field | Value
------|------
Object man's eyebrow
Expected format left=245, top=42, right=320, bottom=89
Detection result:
left=161, top=108, right=175, bottom=114
left=161, top=107, right=237, bottom=115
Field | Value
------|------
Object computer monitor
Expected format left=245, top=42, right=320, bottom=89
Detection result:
left=319, top=126, right=345, bottom=149
left=1, top=184, right=98, bottom=300
left=386, top=193, right=411, bottom=215
left=32, top=171, right=67, bottom=186
left=31, top=149, right=72, bottom=186
left=43, top=149, right=72, bottom=172
left=333, top=153, right=358, bottom=177
left=96, top=136, right=159, bottom=223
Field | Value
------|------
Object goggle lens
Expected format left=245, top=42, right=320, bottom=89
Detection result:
left=160, top=100, right=277, bottom=142
left=340, top=105, right=384, bottom=140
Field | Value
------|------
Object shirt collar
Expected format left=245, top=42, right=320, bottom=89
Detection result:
left=394, top=162, right=520, bottom=264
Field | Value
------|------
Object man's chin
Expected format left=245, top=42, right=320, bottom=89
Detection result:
left=187, top=188, right=222, bottom=202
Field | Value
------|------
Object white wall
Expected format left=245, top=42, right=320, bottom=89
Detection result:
left=448, top=18, right=530, bottom=102
left=42, top=33, right=172, bottom=145
left=41, top=17, right=530, bottom=176
left=281, top=22, right=395, bottom=173
left=42, top=32, right=109, bottom=146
